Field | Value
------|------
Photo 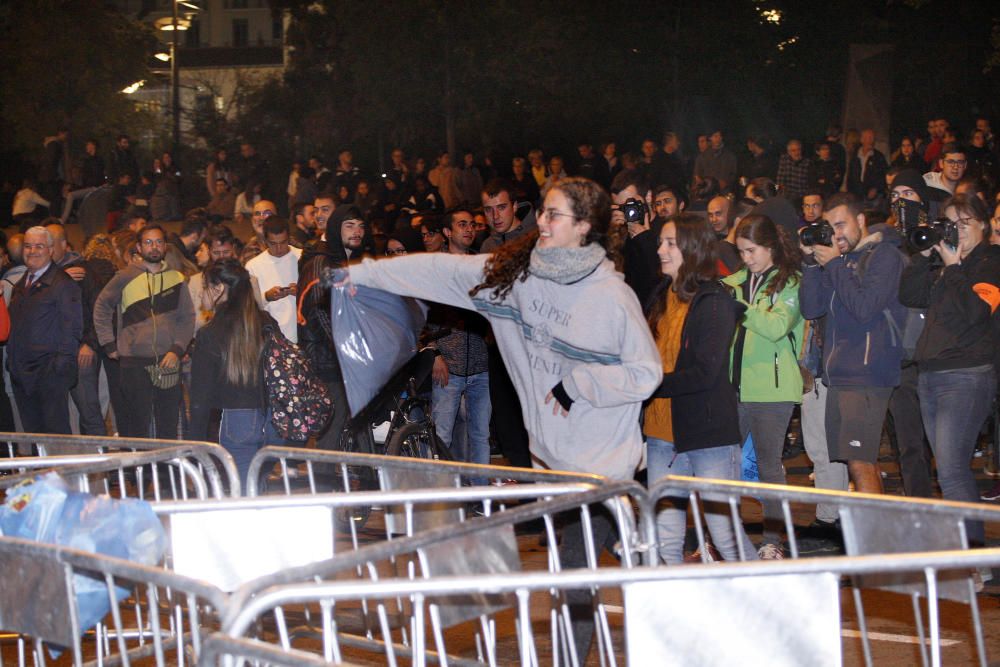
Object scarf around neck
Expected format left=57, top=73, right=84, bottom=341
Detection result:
left=529, top=243, right=606, bottom=285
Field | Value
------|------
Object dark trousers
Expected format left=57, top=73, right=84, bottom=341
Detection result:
left=12, top=370, right=73, bottom=435
left=120, top=361, right=181, bottom=440
left=69, top=354, right=107, bottom=436
left=888, top=363, right=934, bottom=497
left=487, top=345, right=531, bottom=467
left=103, top=353, right=129, bottom=436
left=560, top=507, right=617, bottom=662
left=315, top=377, right=351, bottom=451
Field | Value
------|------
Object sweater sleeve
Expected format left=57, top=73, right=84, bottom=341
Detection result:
left=653, top=292, right=737, bottom=398
left=559, top=295, right=662, bottom=408
left=93, top=270, right=126, bottom=354
left=350, top=253, right=489, bottom=311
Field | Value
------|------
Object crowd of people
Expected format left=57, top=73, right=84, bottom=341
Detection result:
left=4, top=115, right=1000, bottom=579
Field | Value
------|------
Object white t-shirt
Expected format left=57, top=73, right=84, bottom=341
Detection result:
left=246, top=247, right=302, bottom=342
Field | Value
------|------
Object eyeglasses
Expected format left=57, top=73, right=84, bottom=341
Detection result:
left=252, top=210, right=275, bottom=218
left=141, top=238, right=165, bottom=246
left=387, top=248, right=408, bottom=255
left=943, top=159, right=968, bottom=167
left=539, top=207, right=577, bottom=222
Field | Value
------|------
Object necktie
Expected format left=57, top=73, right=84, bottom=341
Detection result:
left=25, top=274, right=34, bottom=289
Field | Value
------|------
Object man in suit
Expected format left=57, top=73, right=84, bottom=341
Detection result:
left=7, top=226, right=82, bottom=433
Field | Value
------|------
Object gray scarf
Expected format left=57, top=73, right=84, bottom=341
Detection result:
left=529, top=244, right=606, bottom=284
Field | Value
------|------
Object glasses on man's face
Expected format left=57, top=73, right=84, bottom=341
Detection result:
left=253, top=210, right=275, bottom=218
left=141, top=238, right=165, bottom=246
left=943, top=159, right=967, bottom=167
left=387, top=247, right=408, bottom=256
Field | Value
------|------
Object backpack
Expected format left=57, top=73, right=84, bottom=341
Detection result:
left=261, top=324, right=334, bottom=441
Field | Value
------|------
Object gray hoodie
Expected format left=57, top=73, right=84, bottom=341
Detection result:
left=350, top=252, right=661, bottom=480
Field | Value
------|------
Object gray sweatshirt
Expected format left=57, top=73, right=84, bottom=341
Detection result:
left=351, top=252, right=661, bottom=480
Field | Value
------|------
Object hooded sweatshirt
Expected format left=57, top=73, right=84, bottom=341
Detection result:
left=349, top=251, right=661, bottom=480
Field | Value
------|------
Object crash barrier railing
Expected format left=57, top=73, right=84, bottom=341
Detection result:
left=246, top=446, right=611, bottom=555
left=0, top=446, right=226, bottom=501
left=199, top=633, right=366, bottom=667
left=0, top=445, right=234, bottom=501
left=0, top=432, right=240, bottom=497
left=216, top=482, right=646, bottom=665
left=246, top=445, right=606, bottom=496
left=0, top=535, right=228, bottom=667
left=217, top=548, right=1000, bottom=667
left=643, top=475, right=1000, bottom=667
left=0, top=482, right=606, bottom=667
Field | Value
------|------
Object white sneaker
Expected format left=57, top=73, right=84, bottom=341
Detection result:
left=757, top=543, right=785, bottom=560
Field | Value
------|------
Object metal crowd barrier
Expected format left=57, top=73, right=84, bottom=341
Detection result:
left=0, top=535, right=228, bottom=667
left=213, top=482, right=644, bottom=666
left=0, top=432, right=240, bottom=497
left=215, top=548, right=1000, bottom=667
left=0, top=446, right=234, bottom=501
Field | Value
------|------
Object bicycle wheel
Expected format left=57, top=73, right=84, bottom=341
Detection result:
left=385, top=421, right=453, bottom=461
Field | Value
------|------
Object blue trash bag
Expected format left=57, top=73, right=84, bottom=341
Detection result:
left=0, top=473, right=167, bottom=639
left=330, top=281, right=427, bottom=417
left=741, top=432, right=759, bottom=483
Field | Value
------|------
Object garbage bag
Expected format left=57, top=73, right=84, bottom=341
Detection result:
left=331, top=282, right=427, bottom=417
left=0, top=473, right=167, bottom=638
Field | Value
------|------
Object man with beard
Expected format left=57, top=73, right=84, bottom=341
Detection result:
left=706, top=194, right=740, bottom=272
left=298, top=204, right=373, bottom=450
left=94, top=225, right=194, bottom=439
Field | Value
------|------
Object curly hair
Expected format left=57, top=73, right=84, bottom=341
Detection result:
left=733, top=215, right=802, bottom=298
left=83, top=233, right=117, bottom=265
left=469, top=177, right=615, bottom=300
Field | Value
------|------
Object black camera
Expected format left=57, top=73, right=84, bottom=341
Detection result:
left=620, top=198, right=647, bottom=224
left=907, top=219, right=958, bottom=252
left=892, top=198, right=926, bottom=236
left=800, top=221, right=834, bottom=247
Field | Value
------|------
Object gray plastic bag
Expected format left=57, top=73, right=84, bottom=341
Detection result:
left=331, top=282, right=427, bottom=417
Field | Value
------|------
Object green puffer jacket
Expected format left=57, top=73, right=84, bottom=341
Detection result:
left=723, top=268, right=805, bottom=404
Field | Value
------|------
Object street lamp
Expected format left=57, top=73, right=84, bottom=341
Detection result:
left=156, top=2, right=200, bottom=151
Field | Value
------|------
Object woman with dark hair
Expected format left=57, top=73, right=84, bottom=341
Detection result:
left=722, top=214, right=804, bottom=559
left=205, top=148, right=230, bottom=198
left=891, top=136, right=927, bottom=172
left=188, top=259, right=277, bottom=485
left=899, top=194, right=1000, bottom=544
left=643, top=213, right=757, bottom=565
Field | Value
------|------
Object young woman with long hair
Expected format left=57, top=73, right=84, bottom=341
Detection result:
left=336, top=176, right=661, bottom=657
left=722, top=214, right=805, bottom=559
left=188, top=258, right=277, bottom=485
left=643, top=213, right=757, bottom=565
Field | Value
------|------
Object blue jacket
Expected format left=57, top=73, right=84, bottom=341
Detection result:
left=7, top=263, right=82, bottom=394
left=799, top=230, right=906, bottom=387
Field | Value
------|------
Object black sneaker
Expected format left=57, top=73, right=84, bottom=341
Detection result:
left=981, top=481, right=1000, bottom=501
left=796, top=520, right=844, bottom=555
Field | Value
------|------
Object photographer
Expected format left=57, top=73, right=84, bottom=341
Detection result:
left=899, top=194, right=1000, bottom=543
left=611, top=172, right=659, bottom=305
left=886, top=169, right=934, bottom=497
left=800, top=193, right=907, bottom=495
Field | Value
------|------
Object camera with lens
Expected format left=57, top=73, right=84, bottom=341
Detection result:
left=892, top=198, right=927, bottom=237
left=907, top=218, right=958, bottom=252
left=620, top=198, right=647, bottom=224
left=800, top=220, right=834, bottom=247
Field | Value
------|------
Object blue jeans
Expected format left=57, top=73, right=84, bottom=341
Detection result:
left=918, top=366, right=996, bottom=544
left=646, top=437, right=758, bottom=565
left=432, top=372, right=491, bottom=466
left=218, top=408, right=279, bottom=488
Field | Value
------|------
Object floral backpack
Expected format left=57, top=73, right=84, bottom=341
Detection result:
left=261, top=324, right=333, bottom=441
